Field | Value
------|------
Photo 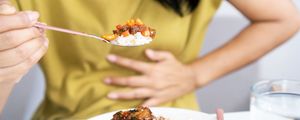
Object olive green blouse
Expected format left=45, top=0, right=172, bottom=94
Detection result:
left=11, top=0, right=221, bottom=119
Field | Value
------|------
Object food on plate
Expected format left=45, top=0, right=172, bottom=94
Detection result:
left=102, top=18, right=156, bottom=46
left=111, top=106, right=167, bottom=120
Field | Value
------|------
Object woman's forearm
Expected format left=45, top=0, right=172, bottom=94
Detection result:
left=0, top=82, right=15, bottom=114
left=191, top=19, right=300, bottom=88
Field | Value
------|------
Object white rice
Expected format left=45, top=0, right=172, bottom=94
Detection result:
left=110, top=32, right=152, bottom=46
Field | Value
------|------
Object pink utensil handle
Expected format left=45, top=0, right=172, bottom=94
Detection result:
left=34, top=22, right=109, bottom=43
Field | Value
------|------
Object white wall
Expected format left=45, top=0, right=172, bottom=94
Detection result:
left=197, top=1, right=255, bottom=113
left=1, top=0, right=300, bottom=119
left=197, top=0, right=300, bottom=113
left=258, top=0, right=300, bottom=80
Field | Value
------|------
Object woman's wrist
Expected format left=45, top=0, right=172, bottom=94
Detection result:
left=187, top=63, right=212, bottom=89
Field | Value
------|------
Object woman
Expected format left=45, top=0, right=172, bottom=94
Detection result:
left=0, top=0, right=299, bottom=119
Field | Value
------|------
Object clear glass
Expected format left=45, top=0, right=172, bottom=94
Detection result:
left=250, top=79, right=300, bottom=120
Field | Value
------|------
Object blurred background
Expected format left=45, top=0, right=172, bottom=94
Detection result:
left=1, top=0, right=300, bottom=120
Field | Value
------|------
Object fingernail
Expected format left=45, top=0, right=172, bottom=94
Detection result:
left=108, top=93, right=118, bottom=99
left=104, top=78, right=111, bottom=84
left=0, top=4, right=16, bottom=14
left=107, top=54, right=117, bottom=62
left=26, top=11, right=39, bottom=22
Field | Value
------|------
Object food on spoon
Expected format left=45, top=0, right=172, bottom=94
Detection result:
left=111, top=106, right=167, bottom=120
left=102, top=18, right=156, bottom=46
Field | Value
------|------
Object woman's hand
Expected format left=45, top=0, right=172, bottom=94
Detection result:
left=105, top=49, right=198, bottom=106
left=0, top=1, right=48, bottom=113
left=0, top=2, right=48, bottom=84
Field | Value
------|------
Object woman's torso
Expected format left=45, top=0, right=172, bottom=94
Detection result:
left=12, top=0, right=221, bottom=119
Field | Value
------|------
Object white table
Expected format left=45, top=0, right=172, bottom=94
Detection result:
left=224, top=111, right=250, bottom=120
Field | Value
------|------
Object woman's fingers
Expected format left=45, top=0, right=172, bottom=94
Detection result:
left=106, top=54, right=152, bottom=73
left=141, top=87, right=182, bottom=107
left=104, top=76, right=153, bottom=87
left=0, top=38, right=48, bottom=83
left=106, top=50, right=197, bottom=106
left=142, top=97, right=167, bottom=107
left=145, top=49, right=175, bottom=61
left=0, top=11, right=39, bottom=33
left=107, top=88, right=154, bottom=100
left=0, top=3, right=16, bottom=15
left=0, top=36, right=46, bottom=68
left=0, top=27, right=42, bottom=50
left=0, top=2, right=45, bottom=84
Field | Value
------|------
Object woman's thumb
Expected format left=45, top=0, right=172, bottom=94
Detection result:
left=0, top=2, right=17, bottom=15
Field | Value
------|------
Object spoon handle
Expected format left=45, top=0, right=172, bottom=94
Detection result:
left=34, top=22, right=109, bottom=43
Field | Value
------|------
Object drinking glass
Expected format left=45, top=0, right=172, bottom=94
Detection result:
left=250, top=79, right=300, bottom=120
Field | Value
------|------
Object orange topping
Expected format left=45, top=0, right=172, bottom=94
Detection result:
left=126, top=19, right=135, bottom=26
left=101, top=34, right=117, bottom=41
left=107, top=18, right=156, bottom=39
left=126, top=18, right=144, bottom=26
left=121, top=30, right=130, bottom=37
left=116, top=24, right=122, bottom=30
left=141, top=30, right=150, bottom=37
left=135, top=18, right=144, bottom=25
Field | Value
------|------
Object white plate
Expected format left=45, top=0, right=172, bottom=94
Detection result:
left=88, top=107, right=216, bottom=120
